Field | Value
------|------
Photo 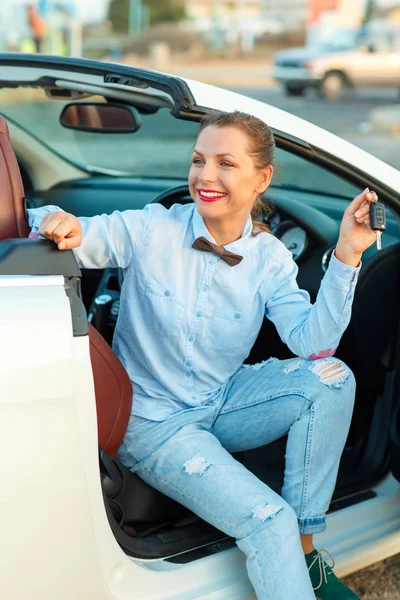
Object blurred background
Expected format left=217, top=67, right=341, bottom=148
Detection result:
left=1, top=0, right=400, bottom=173
left=0, top=1, right=399, bottom=597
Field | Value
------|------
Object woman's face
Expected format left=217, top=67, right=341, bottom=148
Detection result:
left=188, top=125, right=273, bottom=225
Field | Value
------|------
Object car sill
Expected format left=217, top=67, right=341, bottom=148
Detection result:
left=0, top=274, right=64, bottom=287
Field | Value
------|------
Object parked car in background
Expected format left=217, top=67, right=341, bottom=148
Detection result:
left=271, top=26, right=400, bottom=99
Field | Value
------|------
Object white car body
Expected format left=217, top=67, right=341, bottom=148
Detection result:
left=0, top=56, right=399, bottom=600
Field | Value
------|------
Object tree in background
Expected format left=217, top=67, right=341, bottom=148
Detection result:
left=108, top=0, right=186, bottom=33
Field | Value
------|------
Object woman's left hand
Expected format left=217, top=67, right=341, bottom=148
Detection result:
left=335, top=188, right=379, bottom=266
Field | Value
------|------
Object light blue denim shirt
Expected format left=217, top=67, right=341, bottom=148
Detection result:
left=28, top=203, right=361, bottom=420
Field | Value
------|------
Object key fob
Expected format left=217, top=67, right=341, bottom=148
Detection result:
left=369, top=202, right=386, bottom=232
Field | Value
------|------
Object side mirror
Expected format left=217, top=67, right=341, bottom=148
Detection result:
left=60, top=102, right=141, bottom=133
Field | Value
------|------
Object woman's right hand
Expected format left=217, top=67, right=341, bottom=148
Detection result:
left=39, top=211, right=82, bottom=250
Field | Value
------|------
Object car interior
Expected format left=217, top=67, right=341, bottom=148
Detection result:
left=1, top=74, right=400, bottom=564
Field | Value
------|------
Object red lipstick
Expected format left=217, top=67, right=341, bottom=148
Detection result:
left=197, top=189, right=227, bottom=203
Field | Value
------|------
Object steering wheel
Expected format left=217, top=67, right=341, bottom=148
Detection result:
left=150, top=184, right=193, bottom=209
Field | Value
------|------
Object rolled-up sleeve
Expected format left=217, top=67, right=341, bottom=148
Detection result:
left=265, top=244, right=361, bottom=359
left=27, top=205, right=154, bottom=269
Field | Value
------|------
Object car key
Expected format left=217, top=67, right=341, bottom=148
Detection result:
left=369, top=201, right=386, bottom=250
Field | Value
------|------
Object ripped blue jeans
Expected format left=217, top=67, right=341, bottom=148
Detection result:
left=117, top=356, right=356, bottom=600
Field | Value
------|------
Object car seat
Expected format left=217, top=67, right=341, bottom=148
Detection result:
left=0, top=115, right=30, bottom=240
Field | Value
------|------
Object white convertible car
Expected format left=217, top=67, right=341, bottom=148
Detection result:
left=0, top=54, right=399, bottom=600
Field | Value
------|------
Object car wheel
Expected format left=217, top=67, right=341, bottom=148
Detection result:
left=320, top=72, right=346, bottom=100
left=283, top=84, right=305, bottom=97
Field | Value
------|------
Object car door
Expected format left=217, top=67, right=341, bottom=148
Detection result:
left=0, top=240, right=114, bottom=600
left=390, top=399, right=400, bottom=481
left=389, top=313, right=400, bottom=482
left=354, top=31, right=400, bottom=87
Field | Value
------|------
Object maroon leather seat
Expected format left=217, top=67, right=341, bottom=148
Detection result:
left=0, top=115, right=30, bottom=240
left=0, top=113, right=132, bottom=457
left=89, top=324, right=132, bottom=456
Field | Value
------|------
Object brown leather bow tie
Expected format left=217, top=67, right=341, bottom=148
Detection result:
left=192, top=236, right=243, bottom=266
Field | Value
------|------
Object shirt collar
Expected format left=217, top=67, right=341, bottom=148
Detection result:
left=192, top=205, right=253, bottom=253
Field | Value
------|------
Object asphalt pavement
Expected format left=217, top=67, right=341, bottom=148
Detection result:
left=343, top=553, right=400, bottom=600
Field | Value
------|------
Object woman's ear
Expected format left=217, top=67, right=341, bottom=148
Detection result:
left=256, top=165, right=274, bottom=194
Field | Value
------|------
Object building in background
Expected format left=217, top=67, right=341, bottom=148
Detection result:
left=1, top=0, right=399, bottom=55
left=186, top=0, right=305, bottom=35
left=186, top=0, right=400, bottom=49
left=261, top=0, right=308, bottom=32
left=186, top=0, right=287, bottom=52
left=306, top=0, right=355, bottom=43
left=185, top=0, right=369, bottom=50
left=388, top=5, right=400, bottom=24
left=376, top=0, right=400, bottom=25
left=306, top=0, right=400, bottom=44
left=187, top=0, right=262, bottom=24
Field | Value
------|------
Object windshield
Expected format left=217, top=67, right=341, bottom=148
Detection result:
left=0, top=87, right=358, bottom=198
left=318, top=29, right=359, bottom=52
left=0, top=89, right=199, bottom=178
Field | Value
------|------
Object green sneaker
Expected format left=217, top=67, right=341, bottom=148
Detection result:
left=305, top=549, right=360, bottom=599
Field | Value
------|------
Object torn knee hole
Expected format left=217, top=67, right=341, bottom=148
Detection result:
left=251, top=503, right=284, bottom=522
left=309, top=360, right=350, bottom=387
left=183, top=455, right=211, bottom=475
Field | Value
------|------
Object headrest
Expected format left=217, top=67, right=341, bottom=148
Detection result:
left=0, top=114, right=30, bottom=239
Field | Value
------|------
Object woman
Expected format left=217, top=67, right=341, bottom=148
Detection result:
left=28, top=110, right=378, bottom=600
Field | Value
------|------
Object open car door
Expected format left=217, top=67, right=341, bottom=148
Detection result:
left=390, top=351, right=400, bottom=480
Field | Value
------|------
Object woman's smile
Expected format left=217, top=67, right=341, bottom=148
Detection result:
left=197, top=188, right=227, bottom=203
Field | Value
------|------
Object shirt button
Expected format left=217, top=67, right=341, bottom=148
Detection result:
left=196, top=310, right=202, bottom=318
left=192, top=394, right=197, bottom=400
left=164, top=290, right=171, bottom=297
left=188, top=336, right=195, bottom=343
left=185, top=361, right=192, bottom=367
left=209, top=258, right=215, bottom=265
left=202, top=284, right=209, bottom=291
left=185, top=371, right=191, bottom=377
left=234, top=312, right=241, bottom=319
